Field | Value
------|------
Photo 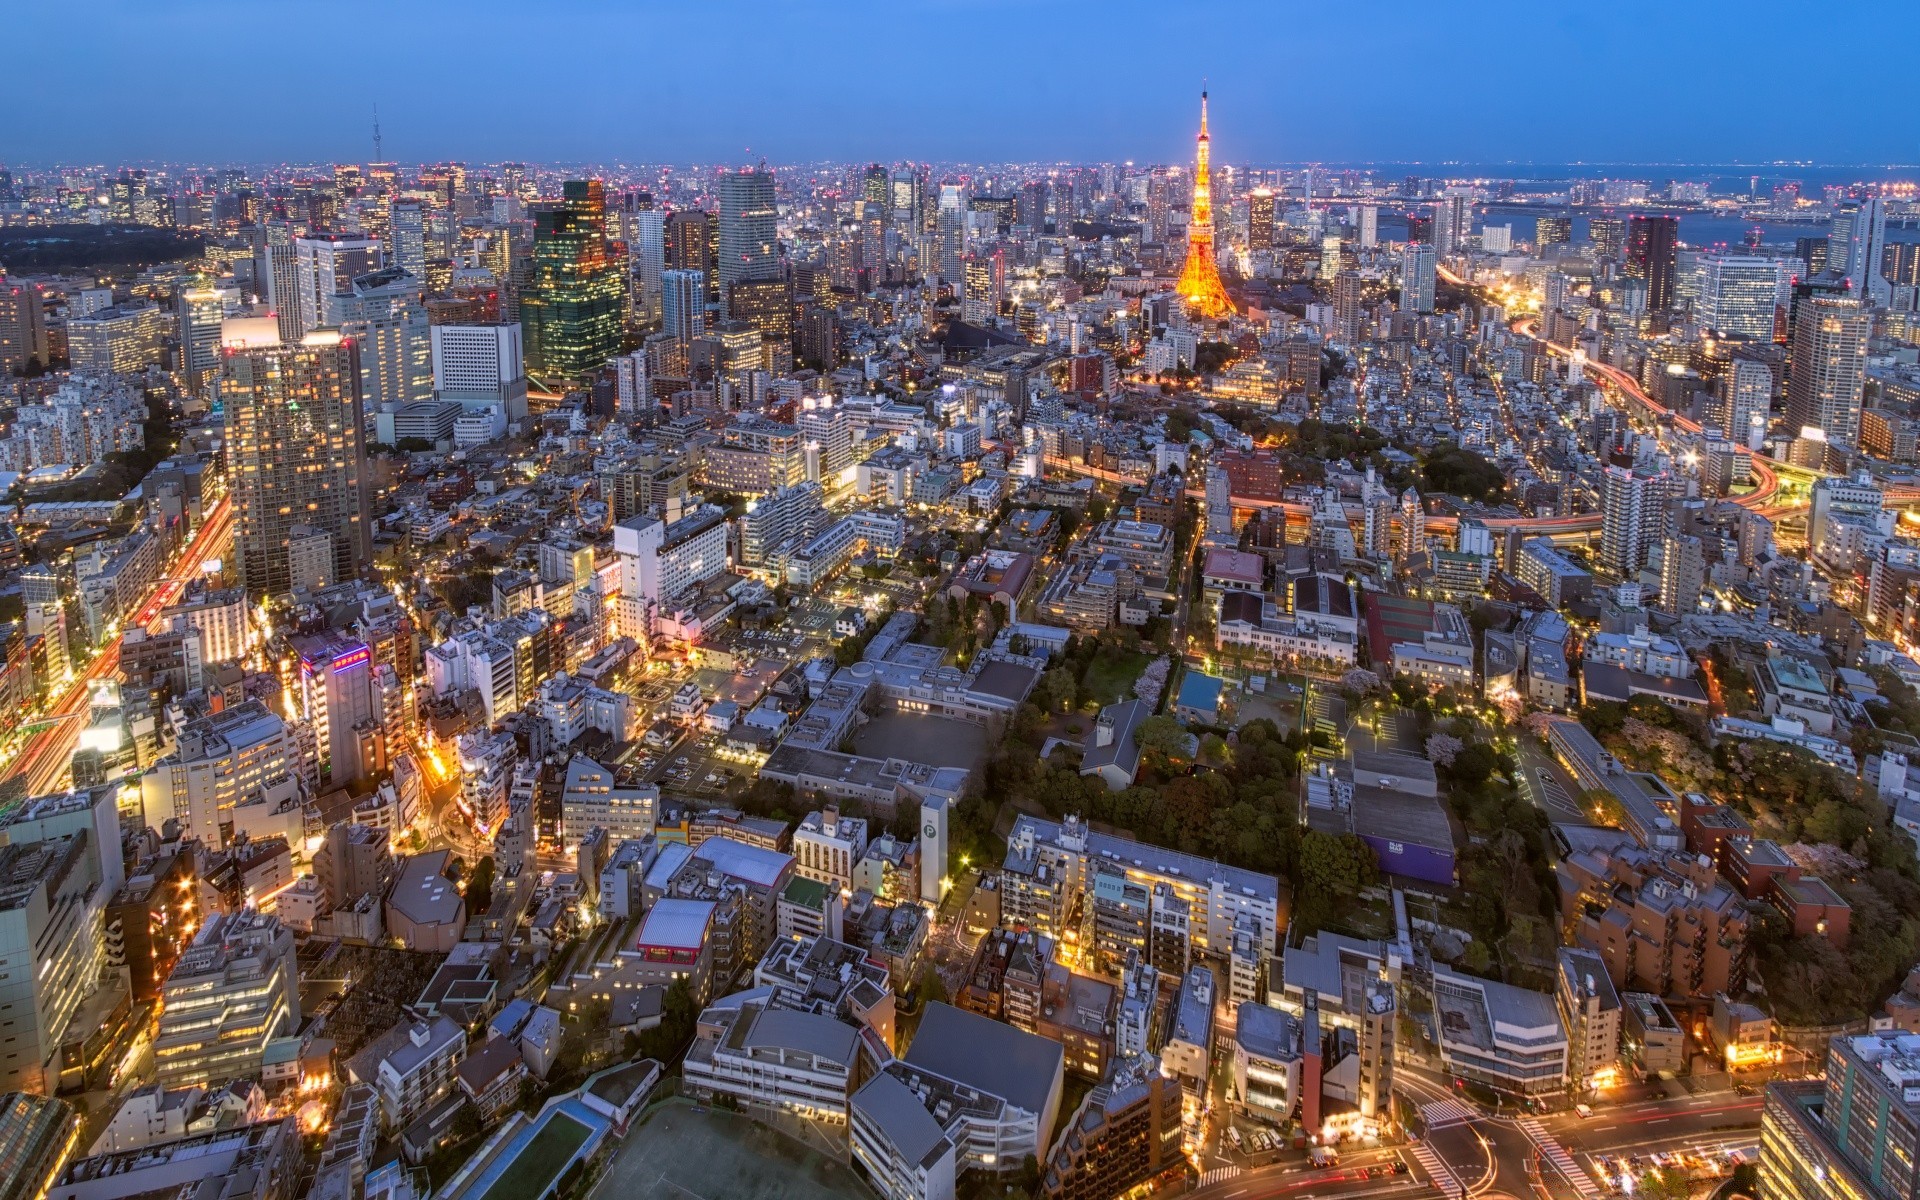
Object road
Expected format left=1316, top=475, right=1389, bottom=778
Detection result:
left=4, top=494, right=234, bottom=797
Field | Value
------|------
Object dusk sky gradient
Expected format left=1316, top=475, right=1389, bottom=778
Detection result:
left=6, top=0, right=1919, bottom=167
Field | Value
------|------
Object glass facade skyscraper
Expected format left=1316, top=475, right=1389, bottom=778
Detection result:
left=522, top=179, right=626, bottom=382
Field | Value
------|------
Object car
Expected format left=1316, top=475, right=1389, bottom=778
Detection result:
left=1575, top=1103, right=1593, bottom=1118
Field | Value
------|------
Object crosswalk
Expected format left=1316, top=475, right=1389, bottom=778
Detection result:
left=1420, top=1098, right=1478, bottom=1129
left=1404, top=1139, right=1462, bottom=1197
left=1198, top=1166, right=1241, bottom=1188
left=1517, top=1117, right=1604, bottom=1199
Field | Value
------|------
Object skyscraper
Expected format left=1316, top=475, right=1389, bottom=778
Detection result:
left=963, top=248, right=1006, bottom=325
left=1832, top=198, right=1891, bottom=306
left=522, top=180, right=626, bottom=382
left=1247, top=188, right=1276, bottom=251
left=1400, top=243, right=1436, bottom=315
left=936, top=185, right=966, bottom=284
left=1535, top=214, right=1572, bottom=250
left=662, top=269, right=707, bottom=344
left=1357, top=204, right=1378, bottom=249
left=1588, top=216, right=1627, bottom=259
left=389, top=200, right=427, bottom=279
left=1715, top=352, right=1773, bottom=447
left=1698, top=252, right=1785, bottom=340
left=1625, top=216, right=1679, bottom=312
left=629, top=207, right=665, bottom=326
left=1174, top=92, right=1235, bottom=320
left=292, top=232, right=382, bottom=341
left=1432, top=194, right=1469, bottom=254
left=1786, top=296, right=1870, bottom=447
left=220, top=317, right=371, bottom=599
left=1600, top=465, right=1672, bottom=577
left=717, top=167, right=779, bottom=288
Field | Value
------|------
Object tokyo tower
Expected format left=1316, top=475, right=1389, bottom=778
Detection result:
left=1175, top=90, right=1236, bottom=320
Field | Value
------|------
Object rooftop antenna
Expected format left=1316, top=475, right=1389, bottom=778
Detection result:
left=373, top=105, right=383, bottom=163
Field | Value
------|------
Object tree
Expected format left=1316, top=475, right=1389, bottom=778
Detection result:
left=1135, top=714, right=1191, bottom=768
left=915, top=963, right=949, bottom=1010
left=465, top=855, right=495, bottom=914
left=1296, top=829, right=1379, bottom=927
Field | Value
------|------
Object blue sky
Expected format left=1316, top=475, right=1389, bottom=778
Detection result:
left=6, top=0, right=1919, bottom=166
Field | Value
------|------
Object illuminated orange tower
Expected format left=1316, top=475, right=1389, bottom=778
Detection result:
left=1176, top=90, right=1236, bottom=320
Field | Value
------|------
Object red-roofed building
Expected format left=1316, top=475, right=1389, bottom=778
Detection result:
left=1200, top=548, right=1265, bottom=605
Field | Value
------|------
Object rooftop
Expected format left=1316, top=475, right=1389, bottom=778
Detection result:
left=903, top=1002, right=1063, bottom=1120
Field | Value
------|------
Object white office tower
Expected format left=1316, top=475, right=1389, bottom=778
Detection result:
left=661, top=269, right=706, bottom=343
left=177, top=284, right=242, bottom=397
left=1698, top=253, right=1785, bottom=340
left=1832, top=198, right=1891, bottom=306
left=1362, top=465, right=1394, bottom=558
left=614, top=505, right=729, bottom=636
left=389, top=200, right=427, bottom=280
left=1716, top=355, right=1773, bottom=444
left=326, top=267, right=432, bottom=411
left=798, top=397, right=854, bottom=482
left=919, top=794, right=949, bottom=904
left=1400, top=243, right=1437, bottom=315
left=1480, top=224, right=1513, bottom=253
left=1600, top=465, right=1674, bottom=576
left=1358, top=204, right=1379, bottom=248
left=1206, top=465, right=1233, bottom=538
left=431, top=322, right=527, bottom=419
left=615, top=350, right=649, bottom=416
left=629, top=208, right=664, bottom=325
left=718, top=167, right=779, bottom=287
left=1808, top=473, right=1886, bottom=552
left=292, top=233, right=382, bottom=341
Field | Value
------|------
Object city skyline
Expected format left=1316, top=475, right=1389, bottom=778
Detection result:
left=6, top=0, right=1920, bottom=165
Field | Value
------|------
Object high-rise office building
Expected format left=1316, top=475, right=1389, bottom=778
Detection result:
left=1400, top=243, right=1436, bottom=315
left=1600, top=465, right=1673, bottom=577
left=292, top=233, right=382, bottom=341
left=324, top=266, right=432, bottom=412
left=1625, top=216, right=1679, bottom=312
left=1247, top=188, right=1276, bottom=251
left=431, top=322, right=527, bottom=416
left=629, top=207, right=665, bottom=326
left=388, top=200, right=427, bottom=279
left=936, top=185, right=966, bottom=284
left=1831, top=198, right=1891, bottom=306
left=1786, top=296, right=1870, bottom=448
left=1714, top=352, right=1773, bottom=447
left=1535, top=214, right=1572, bottom=250
left=1761, top=1033, right=1920, bottom=1200
left=1588, top=216, right=1627, bottom=259
left=1698, top=252, right=1785, bottom=340
left=220, top=317, right=370, bottom=599
left=1332, top=271, right=1365, bottom=342
left=1432, top=194, right=1469, bottom=254
left=1357, top=204, right=1378, bottom=249
left=522, top=179, right=625, bottom=382
left=177, top=285, right=240, bottom=397
left=662, top=269, right=707, bottom=344
left=718, top=167, right=779, bottom=289
left=963, top=248, right=1005, bottom=325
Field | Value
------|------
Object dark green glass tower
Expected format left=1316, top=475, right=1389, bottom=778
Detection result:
left=523, top=179, right=625, bottom=383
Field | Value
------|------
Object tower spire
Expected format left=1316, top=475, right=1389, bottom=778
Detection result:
left=372, top=105, right=383, bottom=162
left=1175, top=89, right=1235, bottom=320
